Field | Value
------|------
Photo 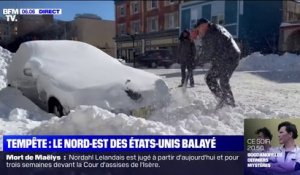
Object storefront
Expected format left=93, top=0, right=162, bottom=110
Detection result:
left=116, top=29, right=179, bottom=62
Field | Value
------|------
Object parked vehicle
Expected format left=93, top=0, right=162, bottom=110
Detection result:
left=7, top=40, right=170, bottom=117
left=136, top=49, right=175, bottom=68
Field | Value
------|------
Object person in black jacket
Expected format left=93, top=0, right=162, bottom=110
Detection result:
left=178, top=30, right=196, bottom=87
left=193, top=18, right=241, bottom=108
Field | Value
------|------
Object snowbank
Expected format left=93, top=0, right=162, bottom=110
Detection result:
left=148, top=87, right=297, bottom=135
left=237, top=52, right=300, bottom=71
left=0, top=88, right=53, bottom=151
left=0, top=88, right=52, bottom=120
left=30, top=105, right=190, bottom=135
left=0, top=46, right=53, bottom=151
left=1, top=44, right=300, bottom=151
left=0, top=46, right=12, bottom=89
left=29, top=88, right=297, bottom=136
left=0, top=46, right=13, bottom=151
left=166, top=52, right=300, bottom=72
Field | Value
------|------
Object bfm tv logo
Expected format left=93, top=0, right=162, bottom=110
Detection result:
left=3, top=9, right=18, bottom=22
left=3, top=8, right=62, bottom=22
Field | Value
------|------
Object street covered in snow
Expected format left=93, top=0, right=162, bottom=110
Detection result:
left=0, top=44, right=300, bottom=150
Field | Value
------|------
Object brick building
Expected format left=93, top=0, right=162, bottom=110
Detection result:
left=279, top=0, right=300, bottom=53
left=114, top=0, right=181, bottom=62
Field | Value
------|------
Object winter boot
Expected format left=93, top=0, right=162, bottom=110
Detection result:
left=215, top=99, right=225, bottom=110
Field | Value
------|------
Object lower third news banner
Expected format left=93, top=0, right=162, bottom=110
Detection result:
left=1, top=135, right=243, bottom=175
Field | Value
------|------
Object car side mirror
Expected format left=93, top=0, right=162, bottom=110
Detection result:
left=23, top=68, right=33, bottom=77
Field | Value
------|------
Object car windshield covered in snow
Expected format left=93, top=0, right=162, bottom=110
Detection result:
left=7, top=40, right=170, bottom=117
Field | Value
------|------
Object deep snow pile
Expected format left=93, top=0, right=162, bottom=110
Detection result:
left=0, top=46, right=12, bottom=89
left=147, top=71, right=300, bottom=135
left=1, top=44, right=300, bottom=151
left=0, top=46, right=13, bottom=150
left=0, top=88, right=52, bottom=120
left=237, top=52, right=300, bottom=71
left=0, top=47, right=52, bottom=151
left=30, top=106, right=190, bottom=135
left=0, top=107, right=48, bottom=151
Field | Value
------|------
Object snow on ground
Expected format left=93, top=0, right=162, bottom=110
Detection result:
left=30, top=106, right=190, bottom=135
left=0, top=47, right=12, bottom=89
left=147, top=69, right=300, bottom=135
left=1, top=46, right=300, bottom=151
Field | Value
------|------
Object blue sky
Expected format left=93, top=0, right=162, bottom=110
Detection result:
left=0, top=1, right=115, bottom=21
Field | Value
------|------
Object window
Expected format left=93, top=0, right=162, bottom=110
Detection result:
left=165, top=12, right=178, bottom=30
left=148, top=0, right=158, bottom=10
left=119, top=5, right=126, bottom=17
left=131, top=2, right=140, bottom=14
left=164, top=0, right=177, bottom=6
left=287, top=11, right=300, bottom=22
left=287, top=11, right=295, bottom=21
left=151, top=0, right=158, bottom=8
left=297, top=13, right=300, bottom=21
left=211, top=15, right=224, bottom=25
left=118, top=23, right=126, bottom=35
left=131, top=20, right=140, bottom=34
left=147, top=16, right=158, bottom=32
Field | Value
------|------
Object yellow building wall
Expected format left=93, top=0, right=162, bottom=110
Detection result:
left=74, top=18, right=116, bottom=57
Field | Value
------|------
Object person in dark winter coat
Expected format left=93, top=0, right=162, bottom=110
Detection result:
left=178, top=30, right=196, bottom=87
left=193, top=18, right=241, bottom=108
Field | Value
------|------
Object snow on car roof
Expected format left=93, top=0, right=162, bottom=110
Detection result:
left=8, top=40, right=160, bottom=91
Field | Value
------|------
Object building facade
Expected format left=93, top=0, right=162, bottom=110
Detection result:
left=71, top=15, right=116, bottom=57
left=0, top=17, right=18, bottom=45
left=181, top=0, right=283, bottom=54
left=114, top=0, right=181, bottom=62
left=279, top=0, right=300, bottom=53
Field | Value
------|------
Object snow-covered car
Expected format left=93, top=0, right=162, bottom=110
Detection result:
left=7, top=40, right=170, bottom=117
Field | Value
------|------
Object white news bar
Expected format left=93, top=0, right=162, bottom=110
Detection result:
left=19, top=8, right=62, bottom=15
